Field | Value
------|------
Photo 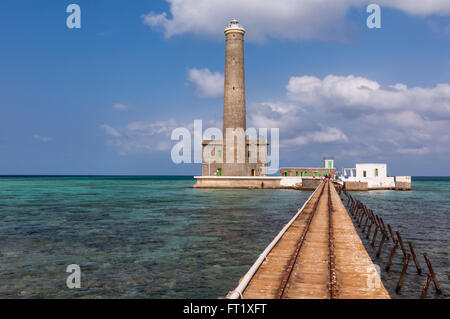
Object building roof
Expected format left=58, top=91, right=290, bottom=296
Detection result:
left=224, top=19, right=246, bottom=33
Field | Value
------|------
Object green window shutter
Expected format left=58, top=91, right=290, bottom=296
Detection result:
left=296, top=171, right=299, bottom=176
left=217, top=150, right=221, bottom=158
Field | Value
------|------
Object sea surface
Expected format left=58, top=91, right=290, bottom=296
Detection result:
left=0, top=176, right=448, bottom=299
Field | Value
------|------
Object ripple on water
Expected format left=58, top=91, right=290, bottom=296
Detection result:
left=0, top=176, right=448, bottom=298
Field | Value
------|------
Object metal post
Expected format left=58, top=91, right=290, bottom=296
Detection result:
left=395, top=253, right=410, bottom=294
left=421, top=274, right=432, bottom=299
left=386, top=240, right=398, bottom=271
left=376, top=233, right=386, bottom=257
left=408, top=242, right=422, bottom=274
left=423, top=253, right=442, bottom=294
left=362, top=213, right=370, bottom=232
left=358, top=209, right=365, bottom=226
left=379, top=217, right=389, bottom=240
left=366, top=218, right=374, bottom=239
left=371, top=226, right=379, bottom=247
left=395, top=231, right=407, bottom=257
left=387, top=224, right=395, bottom=243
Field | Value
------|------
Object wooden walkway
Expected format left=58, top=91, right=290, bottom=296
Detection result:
left=227, top=180, right=390, bottom=299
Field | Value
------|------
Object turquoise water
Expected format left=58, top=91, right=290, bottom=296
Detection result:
left=0, top=176, right=448, bottom=298
left=0, top=176, right=309, bottom=298
left=343, top=177, right=449, bottom=299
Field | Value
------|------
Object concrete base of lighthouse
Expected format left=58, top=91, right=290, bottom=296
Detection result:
left=193, top=176, right=302, bottom=189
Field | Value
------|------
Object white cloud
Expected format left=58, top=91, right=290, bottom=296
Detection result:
left=100, top=119, right=180, bottom=154
left=377, top=0, right=450, bottom=16
left=249, top=102, right=306, bottom=130
left=99, top=71, right=450, bottom=168
left=247, top=74, right=450, bottom=163
left=283, top=127, right=349, bottom=147
left=100, top=124, right=122, bottom=137
left=398, top=147, right=430, bottom=155
left=286, top=75, right=450, bottom=119
left=33, top=134, right=52, bottom=143
left=113, top=103, right=129, bottom=111
left=187, top=68, right=224, bottom=98
left=247, top=101, right=348, bottom=149
left=142, top=0, right=450, bottom=43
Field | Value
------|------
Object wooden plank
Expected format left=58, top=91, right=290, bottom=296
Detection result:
left=237, top=181, right=390, bottom=299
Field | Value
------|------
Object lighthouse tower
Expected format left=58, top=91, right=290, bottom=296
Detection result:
left=222, top=19, right=248, bottom=176
left=200, top=19, right=268, bottom=177
left=223, top=19, right=246, bottom=139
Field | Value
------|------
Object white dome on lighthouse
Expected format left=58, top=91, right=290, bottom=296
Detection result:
left=224, top=18, right=245, bottom=33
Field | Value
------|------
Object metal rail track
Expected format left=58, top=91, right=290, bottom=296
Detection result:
left=328, top=180, right=337, bottom=299
left=274, top=180, right=338, bottom=299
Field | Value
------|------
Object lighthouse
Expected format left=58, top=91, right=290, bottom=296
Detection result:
left=200, top=19, right=268, bottom=177
left=223, top=19, right=247, bottom=140
left=221, top=19, right=248, bottom=176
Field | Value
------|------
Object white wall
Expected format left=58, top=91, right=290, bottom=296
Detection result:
left=343, top=163, right=394, bottom=189
left=396, top=176, right=411, bottom=183
left=323, top=159, right=334, bottom=169
left=355, top=163, right=387, bottom=179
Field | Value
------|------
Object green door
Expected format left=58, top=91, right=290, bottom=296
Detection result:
left=217, top=168, right=222, bottom=176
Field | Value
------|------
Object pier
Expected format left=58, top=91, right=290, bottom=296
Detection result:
left=227, top=180, right=390, bottom=299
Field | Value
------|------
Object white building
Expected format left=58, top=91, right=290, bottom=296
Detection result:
left=323, top=158, right=334, bottom=170
left=342, top=163, right=395, bottom=189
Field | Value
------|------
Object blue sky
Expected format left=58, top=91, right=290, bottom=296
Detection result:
left=0, top=0, right=449, bottom=175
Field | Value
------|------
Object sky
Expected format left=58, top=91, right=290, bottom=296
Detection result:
left=0, top=0, right=449, bottom=175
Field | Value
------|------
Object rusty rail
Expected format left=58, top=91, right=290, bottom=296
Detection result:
left=395, top=254, right=410, bottom=293
left=386, top=240, right=398, bottom=271
left=328, top=180, right=337, bottom=299
left=423, top=253, right=442, bottom=294
left=396, top=231, right=407, bottom=257
left=421, top=274, right=432, bottom=299
left=275, top=181, right=327, bottom=299
left=408, top=242, right=422, bottom=274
